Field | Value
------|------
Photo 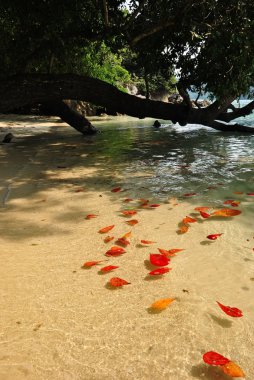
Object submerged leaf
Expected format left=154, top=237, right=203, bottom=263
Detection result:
left=141, top=240, right=156, bottom=245
left=100, top=265, right=119, bottom=272
left=149, top=204, right=160, bottom=208
left=105, top=246, right=126, bottom=257
left=220, top=361, right=245, bottom=377
left=104, top=236, right=114, bottom=243
left=99, top=225, right=115, bottom=233
left=207, top=233, right=223, bottom=240
left=183, top=216, right=197, bottom=224
left=149, top=267, right=171, bottom=275
left=111, top=187, right=121, bottom=193
left=123, top=198, right=133, bottom=202
left=82, top=261, right=103, bottom=268
left=203, top=351, right=230, bottom=366
left=116, top=237, right=130, bottom=246
left=199, top=211, right=210, bottom=218
left=194, top=206, right=210, bottom=212
left=150, top=298, right=175, bottom=310
left=109, top=277, right=130, bottom=287
left=125, top=219, right=138, bottom=226
left=183, top=193, right=197, bottom=197
left=178, top=224, right=189, bottom=234
left=150, top=254, right=169, bottom=266
left=121, top=210, right=137, bottom=216
left=217, top=301, right=243, bottom=317
left=85, top=214, right=98, bottom=219
left=211, top=208, right=241, bottom=217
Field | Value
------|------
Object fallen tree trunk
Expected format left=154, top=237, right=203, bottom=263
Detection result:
left=0, top=73, right=253, bottom=134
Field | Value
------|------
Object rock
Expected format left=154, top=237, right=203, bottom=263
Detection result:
left=153, top=120, right=161, bottom=128
left=2, top=133, right=14, bottom=143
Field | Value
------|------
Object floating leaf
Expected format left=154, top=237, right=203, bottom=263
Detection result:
left=149, top=267, right=171, bottom=275
left=217, top=301, right=243, bottom=318
left=194, top=206, right=210, bottom=212
left=211, top=209, right=241, bottom=217
left=105, top=246, right=126, bottom=257
left=178, top=224, right=189, bottom=234
left=109, top=277, right=130, bottom=287
left=99, top=225, right=115, bottom=233
left=207, top=233, right=223, bottom=240
left=150, top=298, right=175, bottom=310
left=150, top=254, right=169, bottom=266
left=104, top=236, right=114, bottom=243
left=121, top=210, right=137, bottom=216
left=82, top=260, right=103, bottom=268
left=199, top=211, right=210, bottom=218
left=125, top=219, right=138, bottom=226
left=220, top=361, right=245, bottom=377
left=85, top=214, right=98, bottom=220
left=203, top=351, right=230, bottom=366
left=100, top=265, right=119, bottom=272
left=141, top=240, right=156, bottom=245
left=183, top=216, right=197, bottom=224
left=111, top=187, right=121, bottom=193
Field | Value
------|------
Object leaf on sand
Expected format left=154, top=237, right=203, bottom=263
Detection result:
left=211, top=208, right=241, bottom=217
left=121, top=210, right=137, bottom=216
left=109, top=277, right=130, bottom=287
left=82, top=261, right=103, bottom=268
left=178, top=224, right=189, bottom=234
left=217, top=301, right=243, bottom=318
left=105, top=246, right=126, bottom=257
left=111, top=187, right=121, bottom=193
left=150, top=254, right=169, bottom=266
left=183, top=216, right=197, bottom=224
left=125, top=219, right=138, bottom=226
left=85, top=214, right=98, bottom=220
left=141, top=240, right=156, bottom=245
left=199, top=211, right=210, bottom=218
left=203, top=351, right=230, bottom=366
left=100, top=265, right=119, bottom=272
left=207, top=233, right=223, bottom=240
left=220, top=361, right=245, bottom=377
left=116, top=237, right=130, bottom=246
left=99, top=225, right=115, bottom=233
left=150, top=298, right=175, bottom=310
left=157, top=248, right=182, bottom=257
left=149, top=267, right=171, bottom=275
left=104, top=236, right=114, bottom=243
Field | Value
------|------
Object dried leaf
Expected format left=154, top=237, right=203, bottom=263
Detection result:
left=100, top=265, right=119, bottom=272
left=105, top=246, right=126, bottom=257
left=149, top=267, right=171, bottom=275
left=150, top=298, right=175, bottom=310
left=99, top=225, right=115, bottom=233
left=82, top=261, right=103, bottom=268
left=125, top=219, right=138, bottom=226
left=211, top=208, right=241, bottom=217
left=104, top=236, right=114, bottom=243
left=220, top=361, right=245, bottom=377
left=109, top=277, right=130, bottom=287
left=111, top=187, right=121, bottom=193
left=183, top=216, right=197, bottom=224
left=217, top=301, right=243, bottom=318
left=141, top=240, right=156, bottom=245
left=203, top=351, right=230, bottom=366
left=85, top=214, right=98, bottom=220
left=207, top=233, right=223, bottom=240
left=150, top=254, right=169, bottom=266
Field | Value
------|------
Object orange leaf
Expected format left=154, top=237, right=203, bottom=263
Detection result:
left=211, top=208, right=241, bottom=217
left=125, top=219, right=138, bottom=226
left=183, top=216, right=197, bottom=224
left=158, top=248, right=175, bottom=257
left=100, top=265, right=119, bottom=272
left=82, top=260, right=103, bottom=268
left=122, top=231, right=132, bottom=239
left=178, top=224, right=189, bottom=234
left=109, top=277, right=130, bottom=287
left=99, top=225, right=115, bottom=233
left=141, top=240, right=156, bottom=244
left=233, top=191, right=243, bottom=195
left=194, top=206, right=210, bottom=212
left=104, top=236, right=114, bottom=243
left=220, top=361, right=245, bottom=378
left=116, top=237, right=130, bottom=246
left=150, top=298, right=175, bottom=310
left=85, top=214, right=98, bottom=219
left=121, top=210, right=137, bottom=216
left=167, top=248, right=185, bottom=256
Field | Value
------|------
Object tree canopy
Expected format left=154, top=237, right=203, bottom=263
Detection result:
left=0, top=0, right=254, bottom=133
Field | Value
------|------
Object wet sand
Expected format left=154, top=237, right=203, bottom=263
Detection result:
left=0, top=115, right=253, bottom=380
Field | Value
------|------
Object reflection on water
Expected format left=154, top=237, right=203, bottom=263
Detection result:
left=89, top=117, right=254, bottom=201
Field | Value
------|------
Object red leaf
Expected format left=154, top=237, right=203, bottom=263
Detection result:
left=125, top=219, right=138, bottom=226
left=109, top=277, right=130, bottom=287
left=104, top=236, right=114, bottom=243
left=111, top=187, right=121, bottom=192
left=217, top=301, right=243, bottom=318
left=100, top=265, right=119, bottom=272
left=223, top=199, right=235, bottom=204
left=150, top=254, right=169, bottom=266
left=183, top=216, right=197, bottom=224
left=199, top=211, right=210, bottom=219
left=149, top=204, right=160, bottom=208
left=105, top=246, right=126, bottom=257
left=247, top=192, right=254, bottom=196
left=149, top=267, right=171, bottom=275
left=116, top=237, right=130, bottom=246
left=99, top=225, right=115, bottom=233
left=203, top=351, right=230, bottom=366
left=123, top=198, right=133, bottom=202
left=82, top=260, right=103, bottom=268
left=141, top=240, right=156, bottom=244
left=194, top=206, right=210, bottom=212
left=121, top=210, right=137, bottom=216
left=183, top=192, right=197, bottom=197
left=207, top=233, right=223, bottom=240
left=85, top=214, right=98, bottom=220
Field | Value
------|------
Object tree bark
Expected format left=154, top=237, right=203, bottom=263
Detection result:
left=0, top=73, right=253, bottom=134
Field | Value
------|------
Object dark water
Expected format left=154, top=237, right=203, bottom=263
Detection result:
left=90, top=116, right=254, bottom=204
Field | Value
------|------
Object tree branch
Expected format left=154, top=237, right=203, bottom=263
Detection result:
left=208, top=120, right=254, bottom=133
left=217, top=100, right=254, bottom=122
left=102, top=0, right=109, bottom=27
left=130, top=20, right=175, bottom=46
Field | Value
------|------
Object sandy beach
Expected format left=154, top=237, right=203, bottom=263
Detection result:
left=0, top=115, right=253, bottom=380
